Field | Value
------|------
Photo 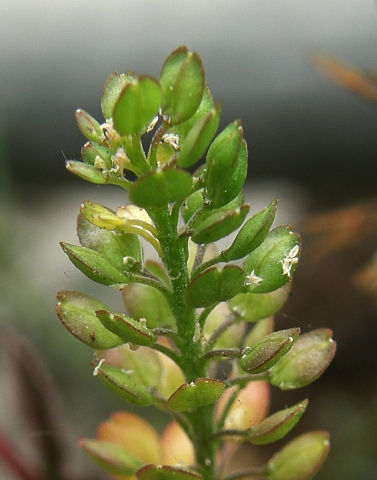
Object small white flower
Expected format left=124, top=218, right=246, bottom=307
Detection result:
left=246, top=270, right=263, bottom=286
left=281, top=244, right=300, bottom=277
left=162, top=133, right=180, bottom=150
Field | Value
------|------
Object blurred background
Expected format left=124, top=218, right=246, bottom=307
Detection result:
left=1, top=0, right=377, bottom=478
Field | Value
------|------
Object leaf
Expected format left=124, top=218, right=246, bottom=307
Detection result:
left=129, top=168, right=193, bottom=208
left=184, top=265, right=246, bottom=308
left=248, top=400, right=308, bottom=445
left=269, top=329, right=336, bottom=390
left=60, top=242, right=130, bottom=286
left=240, top=328, right=300, bottom=374
left=55, top=291, right=124, bottom=349
left=113, top=76, right=161, bottom=135
left=168, top=378, right=225, bottom=412
left=160, top=46, right=205, bottom=125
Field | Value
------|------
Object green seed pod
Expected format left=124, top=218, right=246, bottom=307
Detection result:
left=129, top=168, right=193, bottom=208
left=137, top=465, right=204, bottom=480
left=228, top=283, right=291, bottom=323
left=190, top=204, right=249, bottom=244
left=79, top=439, right=142, bottom=476
left=96, top=310, right=157, bottom=347
left=101, top=71, right=128, bottom=120
left=182, top=190, right=204, bottom=224
left=60, top=242, right=130, bottom=287
left=184, top=265, right=246, bottom=308
left=248, top=399, right=308, bottom=445
left=81, top=143, right=113, bottom=169
left=177, top=105, right=221, bottom=168
left=55, top=291, right=124, bottom=349
left=113, top=76, right=161, bottom=136
left=268, top=431, right=330, bottom=480
left=240, top=328, right=300, bottom=374
left=223, top=199, right=278, bottom=261
left=94, top=363, right=155, bottom=406
left=77, top=213, right=143, bottom=272
left=168, top=378, right=225, bottom=412
left=160, top=46, right=205, bottom=125
left=122, top=283, right=175, bottom=329
left=75, top=109, right=103, bottom=143
left=269, top=329, right=336, bottom=390
left=204, top=120, right=247, bottom=208
left=243, top=226, right=300, bottom=293
left=65, top=161, right=107, bottom=184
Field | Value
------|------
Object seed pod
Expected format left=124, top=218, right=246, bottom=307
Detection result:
left=269, top=329, right=336, bottom=390
left=113, top=76, right=161, bottom=136
left=223, top=199, right=278, bottom=261
left=129, top=168, right=192, bottom=208
left=248, top=399, right=308, bottom=445
left=168, top=378, right=225, bottom=412
left=204, top=120, right=247, bottom=208
left=55, top=291, right=124, bottom=349
left=184, top=265, right=246, bottom=308
left=160, top=46, right=205, bottom=125
left=240, top=328, right=300, bottom=374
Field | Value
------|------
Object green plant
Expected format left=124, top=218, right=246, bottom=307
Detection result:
left=56, top=46, right=336, bottom=480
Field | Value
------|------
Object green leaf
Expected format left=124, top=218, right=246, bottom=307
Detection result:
left=60, top=242, right=130, bottom=287
left=204, top=120, right=248, bottom=208
left=65, top=161, right=107, bottom=184
left=113, top=76, right=161, bottom=136
left=249, top=400, right=308, bottom=445
left=268, top=431, right=330, bottom=480
left=80, top=439, right=142, bottom=476
left=228, top=283, right=291, bottom=322
left=77, top=213, right=143, bottom=272
left=184, top=265, right=246, bottom=308
left=137, top=465, right=203, bottom=480
left=160, top=46, right=205, bottom=125
left=96, top=310, right=157, bottom=346
left=223, top=199, right=278, bottom=261
left=269, top=329, right=336, bottom=390
left=240, top=328, right=300, bottom=374
left=122, top=283, right=174, bottom=328
left=168, top=378, right=225, bottom=412
left=55, top=291, right=124, bottom=349
left=190, top=204, right=249, bottom=244
left=177, top=105, right=221, bottom=168
left=243, top=226, right=300, bottom=293
left=101, top=71, right=128, bottom=120
left=129, top=168, right=192, bottom=208
left=75, top=109, right=103, bottom=142
left=94, top=363, right=155, bottom=406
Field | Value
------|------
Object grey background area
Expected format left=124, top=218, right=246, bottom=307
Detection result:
left=1, top=1, right=377, bottom=479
